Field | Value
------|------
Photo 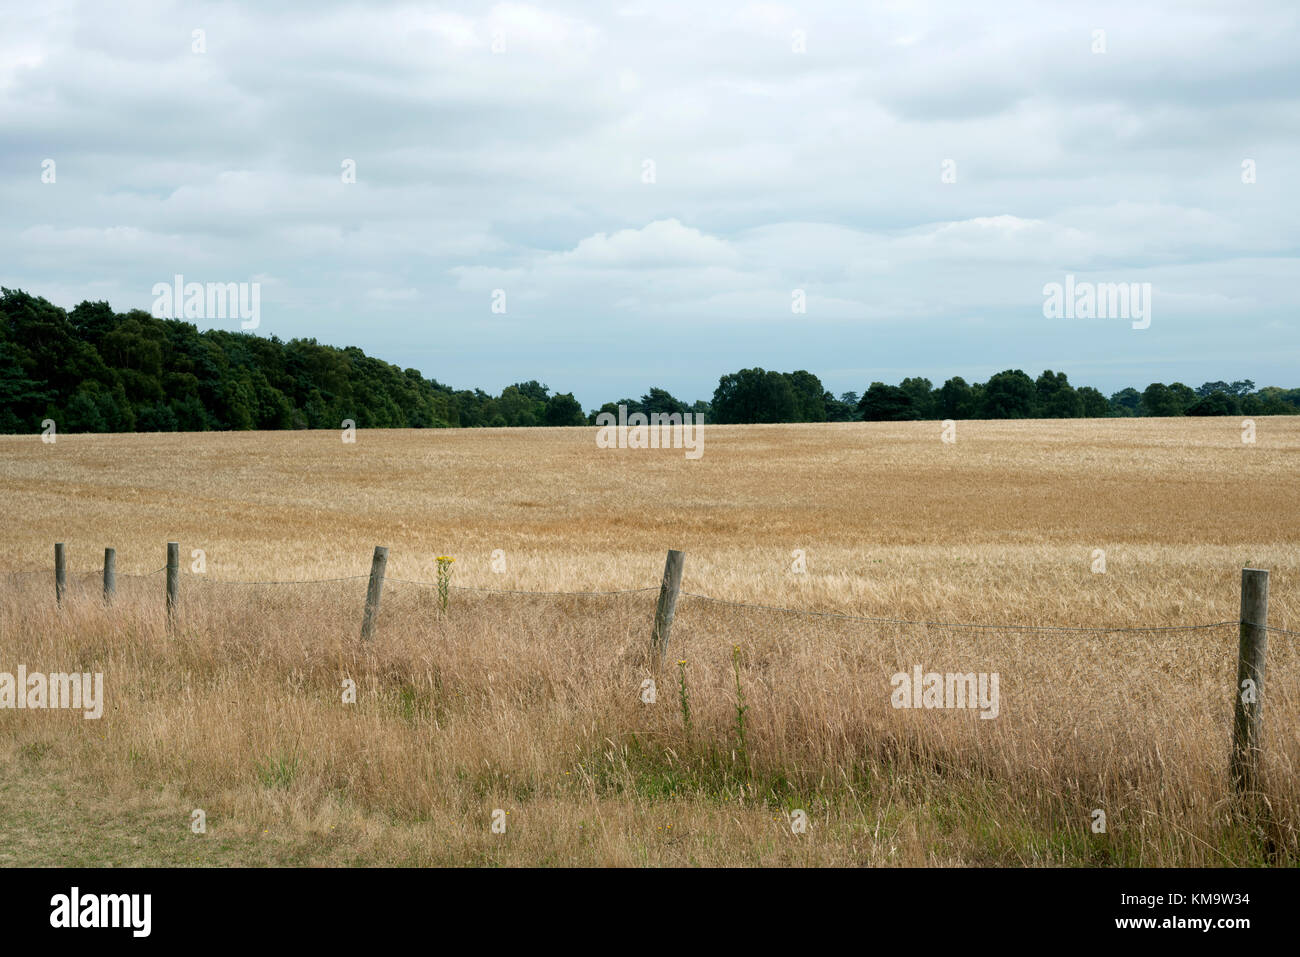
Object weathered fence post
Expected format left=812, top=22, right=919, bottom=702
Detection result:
left=54, top=542, right=66, bottom=607
left=360, top=546, right=389, bottom=641
left=650, top=549, right=685, bottom=668
left=103, top=547, right=116, bottom=604
left=166, top=542, right=179, bottom=628
left=1231, top=567, right=1269, bottom=795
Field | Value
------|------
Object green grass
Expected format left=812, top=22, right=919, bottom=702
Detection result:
left=254, top=751, right=301, bottom=790
left=0, top=745, right=1287, bottom=867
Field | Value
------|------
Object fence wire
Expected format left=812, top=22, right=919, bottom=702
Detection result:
left=389, top=578, right=659, bottom=597
left=680, top=591, right=1241, bottom=636
left=6, top=567, right=1298, bottom=745
left=6, top=563, right=1298, bottom=844
left=192, top=574, right=370, bottom=586
left=4, top=565, right=1291, bottom=637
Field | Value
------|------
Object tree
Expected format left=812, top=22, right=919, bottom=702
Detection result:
left=980, top=370, right=1037, bottom=418
left=639, top=387, right=689, bottom=416
left=1109, top=388, right=1142, bottom=417
left=1140, top=383, right=1184, bottom=417
left=590, top=400, right=630, bottom=424
left=898, top=377, right=937, bottom=419
left=711, top=368, right=796, bottom=423
left=136, top=402, right=179, bottom=432
left=1035, top=370, right=1082, bottom=418
left=785, top=370, right=827, bottom=422
left=543, top=392, right=586, bottom=426
left=510, top=380, right=550, bottom=403
left=1255, top=387, right=1300, bottom=414
left=0, top=344, right=50, bottom=431
left=823, top=391, right=857, bottom=422
left=857, top=382, right=919, bottom=421
left=938, top=377, right=976, bottom=419
left=174, top=394, right=210, bottom=431
left=495, top=385, right=542, bottom=426
left=1077, top=386, right=1111, bottom=417
left=6, top=288, right=1300, bottom=434
left=62, top=386, right=109, bottom=433
left=0, top=288, right=481, bottom=433
left=1186, top=392, right=1239, bottom=416
left=1167, top=382, right=1197, bottom=414
left=68, top=299, right=118, bottom=348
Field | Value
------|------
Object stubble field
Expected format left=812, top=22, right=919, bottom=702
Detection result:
left=1, top=418, right=1298, bottom=866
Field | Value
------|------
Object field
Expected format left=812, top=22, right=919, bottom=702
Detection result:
left=1, top=418, right=1299, bottom=866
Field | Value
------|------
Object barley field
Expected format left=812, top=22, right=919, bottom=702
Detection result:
left=1, top=418, right=1298, bottom=866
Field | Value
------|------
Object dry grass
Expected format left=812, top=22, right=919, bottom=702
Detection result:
left=1, top=418, right=1298, bottom=865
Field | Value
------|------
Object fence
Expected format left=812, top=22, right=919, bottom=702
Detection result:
left=27, top=541, right=1300, bottom=800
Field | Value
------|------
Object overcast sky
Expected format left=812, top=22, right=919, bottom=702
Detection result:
left=2, top=0, right=1297, bottom=408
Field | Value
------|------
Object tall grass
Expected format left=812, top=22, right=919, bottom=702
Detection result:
left=1, top=569, right=1295, bottom=865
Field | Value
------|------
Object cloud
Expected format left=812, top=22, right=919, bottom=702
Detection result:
left=551, top=219, right=740, bottom=268
left=0, top=0, right=1297, bottom=406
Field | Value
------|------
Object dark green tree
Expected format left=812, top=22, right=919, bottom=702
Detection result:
left=543, top=391, right=586, bottom=426
left=822, top=391, right=857, bottom=422
left=1141, top=383, right=1186, bottom=417
left=1186, top=392, right=1239, bottom=415
left=1167, top=382, right=1197, bottom=414
left=938, top=377, right=976, bottom=419
left=980, top=370, right=1037, bottom=418
left=898, top=377, right=937, bottom=419
left=1035, top=370, right=1082, bottom=418
left=1077, top=386, right=1111, bottom=417
left=857, top=382, right=919, bottom=421
left=639, top=387, right=689, bottom=415
left=785, top=370, right=827, bottom=422
left=1109, top=388, right=1142, bottom=417
left=711, top=368, right=796, bottom=423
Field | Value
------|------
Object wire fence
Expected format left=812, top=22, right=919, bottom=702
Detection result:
left=5, top=554, right=1298, bottom=860
left=3, top=564, right=1291, bottom=637
left=679, top=591, right=1243, bottom=636
left=5, top=555, right=1298, bottom=788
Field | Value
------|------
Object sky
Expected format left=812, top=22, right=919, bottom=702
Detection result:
left=2, top=0, right=1297, bottom=409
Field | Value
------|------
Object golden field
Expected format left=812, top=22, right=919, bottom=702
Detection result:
left=1, top=418, right=1299, bottom=866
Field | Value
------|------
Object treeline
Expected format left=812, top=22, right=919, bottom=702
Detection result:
left=654, top=367, right=1298, bottom=423
left=2, top=289, right=1297, bottom=433
left=0, top=289, right=586, bottom=432
left=821, top=371, right=1299, bottom=422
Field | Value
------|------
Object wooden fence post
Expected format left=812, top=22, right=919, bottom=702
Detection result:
left=360, top=546, right=389, bottom=641
left=166, top=542, right=179, bottom=628
left=650, top=549, right=685, bottom=669
left=54, top=542, right=66, bottom=607
left=1231, top=567, right=1269, bottom=795
left=103, top=547, right=116, bottom=604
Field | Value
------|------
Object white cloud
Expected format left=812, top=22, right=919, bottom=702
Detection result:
left=552, top=219, right=739, bottom=268
left=1, top=0, right=1297, bottom=404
